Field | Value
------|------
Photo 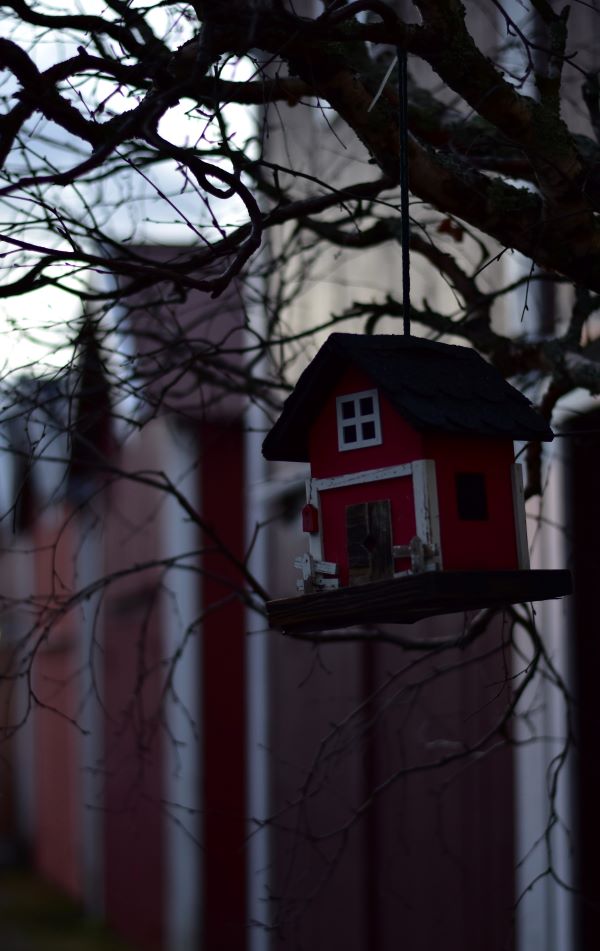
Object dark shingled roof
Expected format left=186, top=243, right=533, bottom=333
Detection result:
left=262, top=334, right=553, bottom=462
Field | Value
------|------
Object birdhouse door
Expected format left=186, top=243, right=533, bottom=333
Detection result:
left=346, top=499, right=393, bottom=586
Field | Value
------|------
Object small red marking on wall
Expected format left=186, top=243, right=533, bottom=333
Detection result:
left=302, top=503, right=319, bottom=533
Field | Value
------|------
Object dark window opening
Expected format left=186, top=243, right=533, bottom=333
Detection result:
left=343, top=424, right=357, bottom=444
left=341, top=401, right=355, bottom=420
left=362, top=420, right=376, bottom=440
left=455, top=472, right=488, bottom=520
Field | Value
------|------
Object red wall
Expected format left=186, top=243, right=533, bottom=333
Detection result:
left=424, top=433, right=518, bottom=570
left=102, top=449, right=166, bottom=951
left=268, top=613, right=516, bottom=950
left=34, top=649, right=81, bottom=898
left=103, top=589, right=165, bottom=951
left=309, top=366, right=424, bottom=478
left=565, top=407, right=600, bottom=946
left=32, top=508, right=82, bottom=901
left=200, top=420, right=247, bottom=951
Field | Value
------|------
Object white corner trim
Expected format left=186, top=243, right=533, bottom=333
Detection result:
left=162, top=424, right=201, bottom=951
left=411, top=459, right=442, bottom=570
left=511, top=463, right=530, bottom=570
left=305, top=477, right=324, bottom=561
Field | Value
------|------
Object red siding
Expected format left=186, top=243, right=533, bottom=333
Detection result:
left=103, top=584, right=165, bottom=951
left=34, top=649, right=81, bottom=898
left=566, top=408, right=600, bottom=945
left=366, top=627, right=516, bottom=950
left=269, top=615, right=516, bottom=950
left=32, top=509, right=82, bottom=901
left=102, top=448, right=166, bottom=951
left=424, top=433, right=518, bottom=570
left=309, top=366, right=424, bottom=478
left=200, top=421, right=247, bottom=951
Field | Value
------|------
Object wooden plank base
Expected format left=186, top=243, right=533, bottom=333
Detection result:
left=266, top=569, right=572, bottom=634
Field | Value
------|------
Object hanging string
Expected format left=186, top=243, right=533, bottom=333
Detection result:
left=397, top=45, right=411, bottom=336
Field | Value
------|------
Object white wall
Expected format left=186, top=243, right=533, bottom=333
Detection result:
left=161, top=419, right=202, bottom=951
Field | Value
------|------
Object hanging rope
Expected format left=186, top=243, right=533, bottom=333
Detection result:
left=397, top=45, right=411, bottom=335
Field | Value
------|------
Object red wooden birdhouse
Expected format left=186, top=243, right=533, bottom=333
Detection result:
left=263, top=334, right=571, bottom=632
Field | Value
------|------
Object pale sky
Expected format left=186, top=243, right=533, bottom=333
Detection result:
left=0, top=7, right=255, bottom=376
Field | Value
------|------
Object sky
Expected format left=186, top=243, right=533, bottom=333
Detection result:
left=0, top=4, right=255, bottom=377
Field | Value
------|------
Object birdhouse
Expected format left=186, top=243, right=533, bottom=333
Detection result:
left=263, top=334, right=571, bottom=633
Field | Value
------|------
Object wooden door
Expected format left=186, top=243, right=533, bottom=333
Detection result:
left=346, top=499, right=393, bottom=586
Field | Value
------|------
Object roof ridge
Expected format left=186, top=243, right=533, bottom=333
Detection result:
left=263, top=333, right=553, bottom=462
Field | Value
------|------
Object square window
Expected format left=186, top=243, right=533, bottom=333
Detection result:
left=336, top=389, right=382, bottom=451
left=455, top=473, right=488, bottom=520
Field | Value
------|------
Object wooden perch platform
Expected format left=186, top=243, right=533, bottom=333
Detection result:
left=266, top=569, right=572, bottom=634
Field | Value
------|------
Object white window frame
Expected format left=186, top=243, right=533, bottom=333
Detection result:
left=336, top=388, right=382, bottom=452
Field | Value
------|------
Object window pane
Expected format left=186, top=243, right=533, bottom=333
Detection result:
left=341, top=401, right=355, bottom=420
left=362, top=420, right=376, bottom=440
left=359, top=396, right=373, bottom=415
left=343, top=424, right=357, bottom=443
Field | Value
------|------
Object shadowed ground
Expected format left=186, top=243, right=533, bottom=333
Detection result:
left=0, top=870, right=134, bottom=951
